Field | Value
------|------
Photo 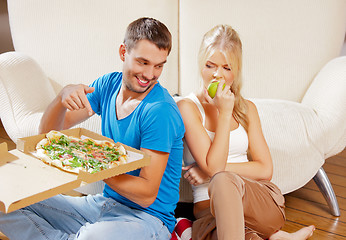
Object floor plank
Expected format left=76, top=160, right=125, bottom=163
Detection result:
left=285, top=208, right=346, bottom=236
left=327, top=155, right=346, bottom=168
left=304, top=180, right=346, bottom=199
left=283, top=220, right=346, bottom=240
left=337, top=150, right=346, bottom=159
left=0, top=138, right=16, bottom=151
left=285, top=195, right=346, bottom=222
left=289, top=187, right=346, bottom=212
left=0, top=123, right=11, bottom=141
left=324, top=162, right=346, bottom=178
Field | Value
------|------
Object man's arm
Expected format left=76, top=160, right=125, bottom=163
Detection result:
left=39, top=84, right=95, bottom=133
left=104, top=148, right=169, bottom=208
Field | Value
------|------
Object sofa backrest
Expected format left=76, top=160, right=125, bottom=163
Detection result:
left=7, top=0, right=179, bottom=95
left=7, top=0, right=346, bottom=102
left=179, top=0, right=346, bottom=102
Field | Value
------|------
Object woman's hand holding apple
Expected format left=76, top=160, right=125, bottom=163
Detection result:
left=205, top=80, right=234, bottom=117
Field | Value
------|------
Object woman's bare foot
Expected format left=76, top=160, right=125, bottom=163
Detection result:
left=269, top=225, right=315, bottom=240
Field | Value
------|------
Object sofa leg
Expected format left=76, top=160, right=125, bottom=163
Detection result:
left=313, top=167, right=340, bottom=216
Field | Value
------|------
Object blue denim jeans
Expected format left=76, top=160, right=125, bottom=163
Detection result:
left=0, top=194, right=171, bottom=240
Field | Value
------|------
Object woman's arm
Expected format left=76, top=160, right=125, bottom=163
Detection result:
left=180, top=98, right=272, bottom=182
left=178, top=95, right=232, bottom=177
left=225, top=100, right=273, bottom=181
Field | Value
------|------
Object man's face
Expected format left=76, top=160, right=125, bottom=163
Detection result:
left=120, top=39, right=169, bottom=94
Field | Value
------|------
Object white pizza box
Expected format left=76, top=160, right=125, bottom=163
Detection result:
left=0, top=128, right=150, bottom=213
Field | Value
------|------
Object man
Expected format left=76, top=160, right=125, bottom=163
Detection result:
left=0, top=17, right=185, bottom=240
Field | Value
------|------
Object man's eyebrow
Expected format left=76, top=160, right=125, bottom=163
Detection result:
left=136, top=57, right=167, bottom=66
left=156, top=60, right=167, bottom=66
left=136, top=57, right=149, bottom=63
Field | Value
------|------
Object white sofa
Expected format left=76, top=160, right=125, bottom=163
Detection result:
left=0, top=0, right=345, bottom=216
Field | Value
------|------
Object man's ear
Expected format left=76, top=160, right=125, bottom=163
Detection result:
left=119, top=44, right=126, bottom=61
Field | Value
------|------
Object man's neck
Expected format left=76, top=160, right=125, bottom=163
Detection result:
left=115, top=83, right=154, bottom=120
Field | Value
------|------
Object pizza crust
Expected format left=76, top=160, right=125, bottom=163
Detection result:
left=35, top=148, right=52, bottom=164
left=51, top=160, right=80, bottom=174
left=36, top=138, right=49, bottom=150
left=46, top=130, right=66, bottom=141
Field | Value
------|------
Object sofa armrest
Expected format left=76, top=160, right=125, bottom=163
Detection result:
left=0, top=52, right=56, bottom=142
left=302, top=56, right=346, bottom=157
left=251, top=99, right=325, bottom=194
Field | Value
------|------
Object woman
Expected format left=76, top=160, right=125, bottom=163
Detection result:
left=177, top=24, right=315, bottom=240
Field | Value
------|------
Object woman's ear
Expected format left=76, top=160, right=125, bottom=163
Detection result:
left=119, top=44, right=126, bottom=61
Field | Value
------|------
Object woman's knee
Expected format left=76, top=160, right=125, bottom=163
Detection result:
left=209, top=171, right=245, bottom=196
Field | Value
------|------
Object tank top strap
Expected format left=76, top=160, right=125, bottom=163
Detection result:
left=185, top=93, right=206, bottom=126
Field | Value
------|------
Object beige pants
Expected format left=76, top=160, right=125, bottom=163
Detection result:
left=192, top=171, right=286, bottom=240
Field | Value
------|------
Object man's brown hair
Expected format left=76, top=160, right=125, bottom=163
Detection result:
left=124, top=17, right=172, bottom=54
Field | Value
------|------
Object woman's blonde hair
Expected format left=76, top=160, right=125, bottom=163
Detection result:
left=198, top=24, right=249, bottom=132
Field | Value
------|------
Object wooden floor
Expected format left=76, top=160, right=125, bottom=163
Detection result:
left=281, top=149, right=346, bottom=239
left=0, top=120, right=345, bottom=239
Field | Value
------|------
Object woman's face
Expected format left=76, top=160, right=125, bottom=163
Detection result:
left=201, top=50, right=234, bottom=89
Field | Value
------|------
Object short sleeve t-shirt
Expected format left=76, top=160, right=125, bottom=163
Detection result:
left=87, top=72, right=185, bottom=232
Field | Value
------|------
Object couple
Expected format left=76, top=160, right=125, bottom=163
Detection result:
left=0, top=17, right=314, bottom=240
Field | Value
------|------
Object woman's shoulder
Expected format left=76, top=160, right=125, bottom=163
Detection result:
left=177, top=97, right=197, bottom=115
left=177, top=96, right=203, bottom=122
left=244, top=99, right=261, bottom=125
left=244, top=99, right=258, bottom=114
left=177, top=97, right=194, bottom=108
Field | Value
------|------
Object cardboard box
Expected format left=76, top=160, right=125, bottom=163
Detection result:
left=0, top=128, right=150, bottom=213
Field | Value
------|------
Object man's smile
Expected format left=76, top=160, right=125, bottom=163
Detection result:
left=136, top=76, right=150, bottom=87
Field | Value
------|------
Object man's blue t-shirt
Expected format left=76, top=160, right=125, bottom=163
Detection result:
left=87, top=72, right=185, bottom=232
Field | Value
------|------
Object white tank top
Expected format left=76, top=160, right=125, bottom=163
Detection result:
left=183, top=93, right=249, bottom=203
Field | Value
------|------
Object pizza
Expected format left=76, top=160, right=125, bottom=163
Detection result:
left=35, top=130, right=128, bottom=174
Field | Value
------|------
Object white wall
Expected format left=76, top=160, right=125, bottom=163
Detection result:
left=0, top=1, right=345, bottom=58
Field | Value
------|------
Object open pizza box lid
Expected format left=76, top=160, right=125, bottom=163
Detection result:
left=0, top=128, right=150, bottom=213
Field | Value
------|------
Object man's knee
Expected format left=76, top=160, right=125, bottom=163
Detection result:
left=76, top=222, right=113, bottom=240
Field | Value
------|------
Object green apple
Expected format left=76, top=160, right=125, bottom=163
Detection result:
left=207, top=81, right=225, bottom=98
